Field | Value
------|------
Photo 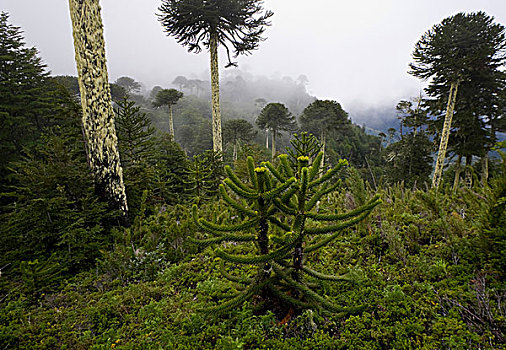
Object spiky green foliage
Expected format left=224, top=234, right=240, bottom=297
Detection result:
left=192, top=132, right=381, bottom=316
left=287, top=132, right=322, bottom=165
left=152, top=88, right=184, bottom=139
left=192, top=155, right=296, bottom=314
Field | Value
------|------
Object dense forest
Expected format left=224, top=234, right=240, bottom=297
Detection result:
left=1, top=2, right=505, bottom=349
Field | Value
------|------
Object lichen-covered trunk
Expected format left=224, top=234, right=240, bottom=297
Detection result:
left=265, top=129, right=269, bottom=149
left=69, top=0, right=128, bottom=217
left=209, top=34, right=223, bottom=155
left=168, top=104, right=174, bottom=139
left=233, top=141, right=238, bottom=162
left=432, top=81, right=459, bottom=189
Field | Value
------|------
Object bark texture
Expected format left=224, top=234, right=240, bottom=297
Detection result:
left=209, top=34, right=223, bottom=155
left=69, top=0, right=128, bottom=215
left=432, top=81, right=459, bottom=188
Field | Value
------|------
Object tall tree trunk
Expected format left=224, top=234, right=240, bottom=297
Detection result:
left=465, top=155, right=472, bottom=188
left=168, top=104, right=174, bottom=139
left=271, top=130, right=276, bottom=161
left=265, top=129, right=269, bottom=149
left=209, top=33, right=223, bottom=155
left=432, top=81, right=459, bottom=188
left=453, top=154, right=462, bottom=191
left=233, top=141, right=238, bottom=162
left=69, top=0, right=128, bottom=218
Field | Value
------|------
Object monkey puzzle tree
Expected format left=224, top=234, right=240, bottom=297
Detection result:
left=153, top=88, right=184, bottom=139
left=68, top=0, right=128, bottom=218
left=192, top=133, right=381, bottom=317
left=223, top=119, right=257, bottom=161
left=157, top=0, right=273, bottom=155
left=299, top=100, right=351, bottom=167
left=410, top=11, right=506, bottom=188
left=256, top=103, right=297, bottom=160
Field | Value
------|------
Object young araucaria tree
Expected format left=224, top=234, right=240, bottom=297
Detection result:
left=192, top=133, right=381, bottom=317
left=68, top=0, right=128, bottom=218
left=157, top=0, right=273, bottom=155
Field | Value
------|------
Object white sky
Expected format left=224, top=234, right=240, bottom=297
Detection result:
left=2, top=0, right=505, bottom=111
